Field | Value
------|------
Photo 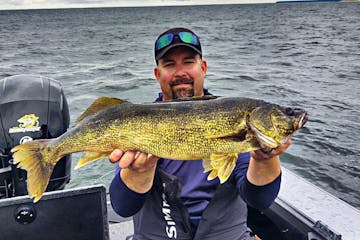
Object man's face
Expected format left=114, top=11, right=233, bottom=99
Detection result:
left=154, top=46, right=207, bottom=101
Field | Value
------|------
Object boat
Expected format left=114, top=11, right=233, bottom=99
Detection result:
left=108, top=168, right=360, bottom=240
left=0, top=75, right=359, bottom=240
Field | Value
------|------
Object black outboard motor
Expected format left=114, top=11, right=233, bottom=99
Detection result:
left=0, top=75, right=71, bottom=199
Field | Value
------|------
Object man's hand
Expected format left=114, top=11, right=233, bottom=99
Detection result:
left=247, top=139, right=292, bottom=186
left=109, top=149, right=160, bottom=193
left=251, top=139, right=292, bottom=162
left=109, top=149, right=159, bottom=172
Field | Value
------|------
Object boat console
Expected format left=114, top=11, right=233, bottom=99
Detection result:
left=0, top=184, right=108, bottom=240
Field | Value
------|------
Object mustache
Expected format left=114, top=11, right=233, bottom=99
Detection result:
left=170, top=78, right=194, bottom=87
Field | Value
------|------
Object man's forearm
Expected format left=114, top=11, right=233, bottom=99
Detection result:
left=246, top=156, right=281, bottom=186
left=247, top=139, right=291, bottom=186
left=121, top=167, right=156, bottom=193
left=109, top=172, right=148, bottom=217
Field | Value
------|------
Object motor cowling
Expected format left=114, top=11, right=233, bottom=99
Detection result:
left=0, top=75, right=71, bottom=199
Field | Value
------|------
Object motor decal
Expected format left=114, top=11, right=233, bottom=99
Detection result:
left=9, top=114, right=41, bottom=133
left=20, top=136, right=34, bottom=144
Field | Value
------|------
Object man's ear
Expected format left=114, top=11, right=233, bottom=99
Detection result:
left=201, top=59, right=208, bottom=75
left=154, top=67, right=160, bottom=82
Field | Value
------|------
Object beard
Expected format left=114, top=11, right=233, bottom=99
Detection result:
left=170, top=78, right=194, bottom=99
left=172, top=87, right=194, bottom=99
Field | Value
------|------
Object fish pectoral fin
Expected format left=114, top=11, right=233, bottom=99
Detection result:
left=203, top=153, right=238, bottom=183
left=75, top=151, right=110, bottom=169
left=202, top=159, right=213, bottom=172
left=207, top=169, right=218, bottom=181
left=76, top=97, right=129, bottom=123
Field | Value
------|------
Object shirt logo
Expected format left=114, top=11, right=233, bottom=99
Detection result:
left=9, top=114, right=41, bottom=133
left=162, top=183, right=177, bottom=239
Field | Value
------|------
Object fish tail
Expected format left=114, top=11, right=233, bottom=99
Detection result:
left=11, top=139, right=58, bottom=202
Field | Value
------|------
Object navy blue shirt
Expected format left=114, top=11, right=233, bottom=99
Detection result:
left=110, top=154, right=281, bottom=220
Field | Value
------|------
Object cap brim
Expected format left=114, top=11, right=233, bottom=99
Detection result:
left=155, top=43, right=202, bottom=60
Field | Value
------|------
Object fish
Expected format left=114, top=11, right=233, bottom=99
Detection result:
left=11, top=96, right=308, bottom=202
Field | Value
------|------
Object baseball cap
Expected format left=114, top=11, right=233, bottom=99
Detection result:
left=154, top=27, right=202, bottom=61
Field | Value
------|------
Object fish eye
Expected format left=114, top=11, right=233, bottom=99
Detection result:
left=285, top=107, right=295, bottom=116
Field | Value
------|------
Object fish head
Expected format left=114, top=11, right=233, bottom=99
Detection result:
left=247, top=105, right=307, bottom=148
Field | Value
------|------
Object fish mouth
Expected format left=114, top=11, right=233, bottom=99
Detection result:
left=296, top=112, right=308, bottom=130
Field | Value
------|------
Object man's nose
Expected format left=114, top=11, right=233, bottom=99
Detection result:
left=174, top=64, right=186, bottom=77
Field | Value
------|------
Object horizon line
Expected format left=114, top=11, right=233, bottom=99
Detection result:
left=0, top=0, right=352, bottom=11
left=0, top=1, right=275, bottom=11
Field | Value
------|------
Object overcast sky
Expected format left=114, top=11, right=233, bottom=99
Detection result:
left=0, top=0, right=275, bottom=10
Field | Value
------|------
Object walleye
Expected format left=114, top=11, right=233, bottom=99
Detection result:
left=11, top=96, right=307, bottom=202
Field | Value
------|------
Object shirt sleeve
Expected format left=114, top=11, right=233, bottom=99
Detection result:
left=109, top=169, right=148, bottom=217
left=234, top=153, right=281, bottom=210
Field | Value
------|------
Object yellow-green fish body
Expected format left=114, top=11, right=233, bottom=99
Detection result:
left=11, top=96, right=307, bottom=202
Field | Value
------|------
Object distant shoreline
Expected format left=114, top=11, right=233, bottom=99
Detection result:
left=277, top=0, right=340, bottom=2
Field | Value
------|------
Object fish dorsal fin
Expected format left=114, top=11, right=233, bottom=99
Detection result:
left=76, top=97, right=129, bottom=123
left=164, top=95, right=220, bottom=102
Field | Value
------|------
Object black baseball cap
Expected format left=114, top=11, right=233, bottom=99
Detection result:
left=154, top=27, right=202, bottom=61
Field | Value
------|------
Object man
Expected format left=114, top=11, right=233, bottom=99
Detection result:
left=109, top=27, right=291, bottom=239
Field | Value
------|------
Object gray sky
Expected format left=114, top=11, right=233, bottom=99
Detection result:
left=1, top=0, right=275, bottom=10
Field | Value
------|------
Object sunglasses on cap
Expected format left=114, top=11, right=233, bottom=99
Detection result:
left=155, top=31, right=200, bottom=51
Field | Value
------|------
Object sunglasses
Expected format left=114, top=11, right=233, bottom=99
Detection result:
left=155, top=31, right=199, bottom=51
